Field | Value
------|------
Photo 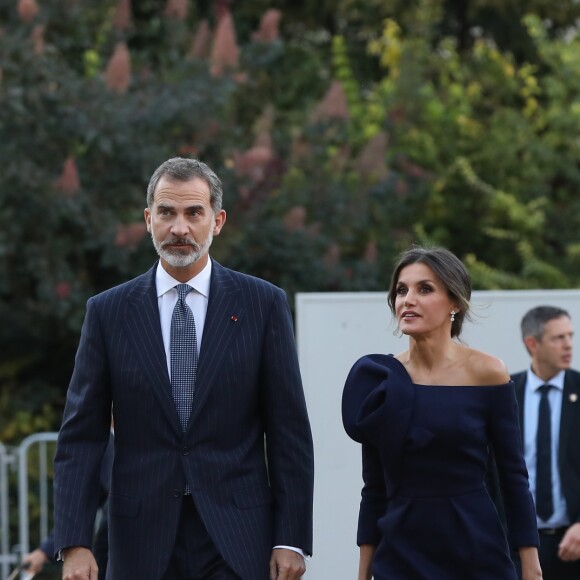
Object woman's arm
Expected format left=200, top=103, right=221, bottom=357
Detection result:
left=519, top=546, right=542, bottom=580
left=355, top=443, right=385, bottom=579
left=357, top=444, right=387, bottom=545
left=358, top=544, right=375, bottom=580
left=488, top=385, right=540, bottom=548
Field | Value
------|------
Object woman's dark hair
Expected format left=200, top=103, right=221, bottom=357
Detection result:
left=387, top=245, right=472, bottom=338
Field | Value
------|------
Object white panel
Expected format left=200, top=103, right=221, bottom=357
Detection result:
left=297, top=290, right=580, bottom=579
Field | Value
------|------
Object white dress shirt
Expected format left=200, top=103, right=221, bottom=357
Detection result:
left=155, top=259, right=212, bottom=378
left=523, top=367, right=569, bottom=528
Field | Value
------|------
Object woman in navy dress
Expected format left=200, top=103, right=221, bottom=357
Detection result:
left=342, top=246, right=542, bottom=580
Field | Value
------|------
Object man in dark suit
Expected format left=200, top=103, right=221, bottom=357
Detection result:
left=53, top=157, right=314, bottom=579
left=511, top=305, right=580, bottom=579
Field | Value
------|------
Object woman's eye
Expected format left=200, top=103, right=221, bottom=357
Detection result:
left=396, top=287, right=407, bottom=295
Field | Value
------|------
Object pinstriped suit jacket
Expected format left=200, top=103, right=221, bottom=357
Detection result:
left=53, top=260, right=314, bottom=579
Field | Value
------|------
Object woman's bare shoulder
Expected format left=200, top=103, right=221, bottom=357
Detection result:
left=464, top=348, right=510, bottom=386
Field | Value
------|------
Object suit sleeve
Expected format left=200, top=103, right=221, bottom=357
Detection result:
left=260, top=288, right=314, bottom=555
left=39, top=530, right=55, bottom=561
left=53, top=298, right=113, bottom=557
left=488, top=384, right=539, bottom=549
left=357, top=443, right=388, bottom=546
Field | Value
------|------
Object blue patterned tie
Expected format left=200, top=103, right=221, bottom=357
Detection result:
left=170, top=284, right=198, bottom=432
left=536, top=384, right=554, bottom=521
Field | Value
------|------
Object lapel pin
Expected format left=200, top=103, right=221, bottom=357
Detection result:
left=230, top=315, right=238, bottom=322
left=569, top=393, right=578, bottom=403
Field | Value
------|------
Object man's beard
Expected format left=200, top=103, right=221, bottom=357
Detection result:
left=151, top=230, right=214, bottom=268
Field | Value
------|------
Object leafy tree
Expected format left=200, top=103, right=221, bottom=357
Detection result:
left=0, top=0, right=241, bottom=440
left=355, top=1, right=580, bottom=288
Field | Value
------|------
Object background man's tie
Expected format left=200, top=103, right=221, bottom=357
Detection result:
left=536, top=384, right=554, bottom=521
left=170, top=284, right=198, bottom=432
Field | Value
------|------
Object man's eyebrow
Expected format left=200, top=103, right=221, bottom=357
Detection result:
left=155, top=203, right=205, bottom=212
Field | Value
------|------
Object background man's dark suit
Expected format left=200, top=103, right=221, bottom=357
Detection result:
left=511, top=369, right=580, bottom=578
left=53, top=260, right=314, bottom=579
left=512, top=370, right=580, bottom=530
left=488, top=305, right=580, bottom=579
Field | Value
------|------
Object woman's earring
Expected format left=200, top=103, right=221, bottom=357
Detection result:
left=450, top=310, right=456, bottom=322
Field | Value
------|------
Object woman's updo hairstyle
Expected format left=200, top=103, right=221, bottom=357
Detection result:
left=387, top=245, right=472, bottom=338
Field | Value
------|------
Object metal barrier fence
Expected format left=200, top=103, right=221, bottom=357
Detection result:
left=0, top=433, right=58, bottom=580
left=0, top=441, right=15, bottom=580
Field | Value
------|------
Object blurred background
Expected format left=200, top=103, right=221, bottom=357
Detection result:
left=2, top=0, right=580, bottom=571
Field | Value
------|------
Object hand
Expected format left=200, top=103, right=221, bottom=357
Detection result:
left=519, top=546, right=542, bottom=580
left=62, top=546, right=98, bottom=580
left=269, top=548, right=306, bottom=580
left=559, top=523, right=580, bottom=561
left=22, top=548, right=49, bottom=575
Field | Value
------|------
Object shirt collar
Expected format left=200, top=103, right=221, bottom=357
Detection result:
left=155, top=258, right=212, bottom=298
left=526, top=367, right=565, bottom=393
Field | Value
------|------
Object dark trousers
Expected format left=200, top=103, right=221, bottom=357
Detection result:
left=162, top=496, right=240, bottom=580
left=537, top=528, right=580, bottom=580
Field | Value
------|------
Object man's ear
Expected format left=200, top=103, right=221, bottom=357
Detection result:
left=524, top=335, right=538, bottom=355
left=213, top=209, right=227, bottom=235
left=144, top=208, right=151, bottom=233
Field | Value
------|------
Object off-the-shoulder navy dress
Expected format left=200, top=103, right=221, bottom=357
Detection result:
left=342, top=354, right=539, bottom=580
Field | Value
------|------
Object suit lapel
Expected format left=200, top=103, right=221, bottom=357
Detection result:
left=559, top=370, right=580, bottom=469
left=125, top=265, right=182, bottom=436
left=512, top=372, right=526, bottom=446
left=187, top=261, right=242, bottom=429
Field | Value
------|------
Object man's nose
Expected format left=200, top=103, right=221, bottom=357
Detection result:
left=171, top=215, right=189, bottom=236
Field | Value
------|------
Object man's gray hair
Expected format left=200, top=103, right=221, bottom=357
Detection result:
left=520, top=305, right=571, bottom=341
left=146, top=157, right=223, bottom=213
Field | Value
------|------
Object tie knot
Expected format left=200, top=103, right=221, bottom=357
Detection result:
left=175, top=284, right=193, bottom=301
left=539, top=384, right=553, bottom=395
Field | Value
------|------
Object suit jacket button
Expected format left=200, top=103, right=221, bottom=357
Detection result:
left=182, top=446, right=189, bottom=455
left=172, top=489, right=181, bottom=498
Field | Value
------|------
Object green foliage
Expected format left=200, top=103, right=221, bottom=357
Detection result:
left=0, top=0, right=239, bottom=441
left=357, top=6, right=580, bottom=289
